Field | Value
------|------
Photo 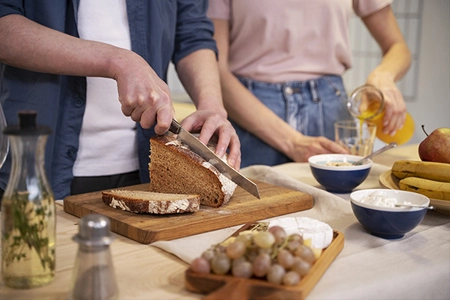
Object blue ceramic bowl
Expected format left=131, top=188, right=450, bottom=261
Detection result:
left=350, top=189, right=430, bottom=239
left=308, top=154, right=372, bottom=193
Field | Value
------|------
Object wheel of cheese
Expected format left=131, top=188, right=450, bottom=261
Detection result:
left=269, top=217, right=333, bottom=249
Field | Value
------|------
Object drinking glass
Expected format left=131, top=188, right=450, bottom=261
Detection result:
left=335, top=120, right=377, bottom=157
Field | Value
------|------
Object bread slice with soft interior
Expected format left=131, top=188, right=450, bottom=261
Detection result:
left=102, top=190, right=201, bottom=214
left=149, top=134, right=237, bottom=208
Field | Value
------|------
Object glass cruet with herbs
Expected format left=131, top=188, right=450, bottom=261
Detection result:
left=1, top=110, right=56, bottom=289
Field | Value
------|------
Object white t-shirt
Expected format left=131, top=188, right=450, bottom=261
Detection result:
left=73, top=0, right=139, bottom=176
left=208, top=0, right=392, bottom=82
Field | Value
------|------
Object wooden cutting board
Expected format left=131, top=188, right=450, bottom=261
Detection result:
left=63, top=180, right=313, bottom=244
left=185, top=231, right=344, bottom=300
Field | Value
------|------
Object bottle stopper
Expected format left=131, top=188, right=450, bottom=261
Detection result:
left=4, top=110, right=52, bottom=135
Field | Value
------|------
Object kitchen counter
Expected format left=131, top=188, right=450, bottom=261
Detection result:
left=0, top=144, right=449, bottom=299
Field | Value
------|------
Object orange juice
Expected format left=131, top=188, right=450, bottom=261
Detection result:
left=348, top=85, right=414, bottom=145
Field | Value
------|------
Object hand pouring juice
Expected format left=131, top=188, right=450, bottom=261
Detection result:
left=347, top=85, right=414, bottom=145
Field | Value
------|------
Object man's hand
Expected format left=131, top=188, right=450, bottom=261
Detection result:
left=113, top=52, right=175, bottom=134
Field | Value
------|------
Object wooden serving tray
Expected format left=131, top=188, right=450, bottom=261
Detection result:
left=185, top=231, right=344, bottom=300
left=63, top=180, right=314, bottom=244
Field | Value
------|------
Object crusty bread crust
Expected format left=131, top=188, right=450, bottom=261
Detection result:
left=149, top=135, right=236, bottom=208
left=102, top=190, right=200, bottom=214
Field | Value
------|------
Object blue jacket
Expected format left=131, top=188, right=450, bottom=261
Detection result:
left=0, top=0, right=217, bottom=199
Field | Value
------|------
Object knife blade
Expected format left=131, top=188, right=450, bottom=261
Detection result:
left=169, top=119, right=260, bottom=199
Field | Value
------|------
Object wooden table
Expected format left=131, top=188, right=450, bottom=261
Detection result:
left=1, top=144, right=449, bottom=299
left=371, top=143, right=420, bottom=167
left=0, top=205, right=198, bottom=299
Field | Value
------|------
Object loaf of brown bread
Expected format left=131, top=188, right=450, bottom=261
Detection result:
left=102, top=190, right=200, bottom=214
left=149, top=134, right=237, bottom=208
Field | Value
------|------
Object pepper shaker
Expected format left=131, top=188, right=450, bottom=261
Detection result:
left=69, top=214, right=119, bottom=300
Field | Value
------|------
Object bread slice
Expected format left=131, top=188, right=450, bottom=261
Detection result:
left=102, top=190, right=201, bottom=214
left=149, top=134, right=237, bottom=208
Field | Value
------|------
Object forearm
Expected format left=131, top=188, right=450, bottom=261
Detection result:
left=220, top=69, right=298, bottom=156
left=176, top=49, right=227, bottom=118
left=368, top=42, right=411, bottom=83
left=0, top=14, right=175, bottom=133
left=175, top=49, right=241, bottom=166
left=221, top=69, right=349, bottom=161
left=362, top=5, right=412, bottom=134
left=363, top=5, right=411, bottom=84
left=0, top=14, right=132, bottom=79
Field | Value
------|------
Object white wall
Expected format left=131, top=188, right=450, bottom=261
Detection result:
left=407, top=0, right=450, bottom=143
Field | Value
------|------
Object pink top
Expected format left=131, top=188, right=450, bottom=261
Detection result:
left=208, top=0, right=392, bottom=82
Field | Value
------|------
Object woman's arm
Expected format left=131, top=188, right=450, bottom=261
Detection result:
left=176, top=49, right=241, bottom=169
left=212, top=19, right=348, bottom=162
left=363, top=5, right=412, bottom=135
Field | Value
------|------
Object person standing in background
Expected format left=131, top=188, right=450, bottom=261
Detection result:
left=208, top=0, right=411, bottom=167
left=0, top=0, right=241, bottom=200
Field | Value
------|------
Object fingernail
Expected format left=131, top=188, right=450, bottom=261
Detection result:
left=228, top=158, right=236, bottom=168
left=216, top=147, right=226, bottom=159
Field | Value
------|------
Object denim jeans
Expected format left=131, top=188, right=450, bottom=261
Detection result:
left=233, top=75, right=352, bottom=167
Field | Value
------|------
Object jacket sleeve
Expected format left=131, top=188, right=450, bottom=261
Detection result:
left=0, top=0, right=73, bottom=32
left=0, top=0, right=24, bottom=18
left=172, top=0, right=218, bottom=64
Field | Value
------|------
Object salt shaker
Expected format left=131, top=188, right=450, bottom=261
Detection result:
left=69, top=214, right=119, bottom=300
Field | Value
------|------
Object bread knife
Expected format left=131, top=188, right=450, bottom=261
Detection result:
left=169, top=119, right=260, bottom=199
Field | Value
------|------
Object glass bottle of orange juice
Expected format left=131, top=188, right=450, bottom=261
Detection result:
left=347, top=85, right=415, bottom=145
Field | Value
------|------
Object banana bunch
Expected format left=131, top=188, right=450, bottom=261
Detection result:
left=392, top=160, right=450, bottom=201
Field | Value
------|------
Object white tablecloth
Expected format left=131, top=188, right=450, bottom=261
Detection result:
left=152, top=163, right=450, bottom=300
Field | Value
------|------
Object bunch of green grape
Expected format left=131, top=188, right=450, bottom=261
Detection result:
left=190, top=226, right=317, bottom=286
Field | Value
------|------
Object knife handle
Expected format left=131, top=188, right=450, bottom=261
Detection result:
left=169, top=119, right=181, bottom=134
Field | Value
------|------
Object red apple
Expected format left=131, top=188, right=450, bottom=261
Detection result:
left=418, top=125, right=450, bottom=164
